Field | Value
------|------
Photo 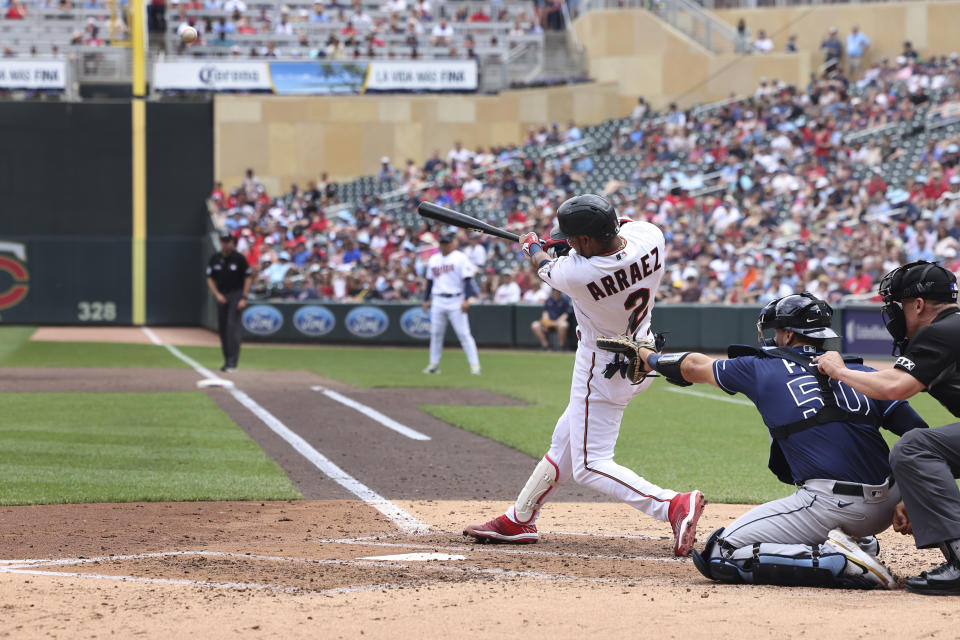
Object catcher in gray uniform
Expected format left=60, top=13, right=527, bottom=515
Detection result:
left=598, top=293, right=928, bottom=588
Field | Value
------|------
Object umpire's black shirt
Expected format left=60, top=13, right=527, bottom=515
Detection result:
left=894, top=307, right=960, bottom=417
left=207, top=250, right=251, bottom=294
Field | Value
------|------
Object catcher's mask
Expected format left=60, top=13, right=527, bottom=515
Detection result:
left=878, top=260, right=958, bottom=355
left=756, top=292, right=839, bottom=346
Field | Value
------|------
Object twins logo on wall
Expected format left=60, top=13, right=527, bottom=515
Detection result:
left=242, top=304, right=284, bottom=336
left=345, top=306, right=389, bottom=338
left=0, top=241, right=29, bottom=315
left=400, top=307, right=431, bottom=340
left=293, top=305, right=335, bottom=337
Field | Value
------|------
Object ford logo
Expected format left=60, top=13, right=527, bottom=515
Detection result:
left=400, top=307, right=431, bottom=340
left=345, top=306, right=388, bottom=338
left=242, top=304, right=284, bottom=336
left=293, top=305, right=335, bottom=337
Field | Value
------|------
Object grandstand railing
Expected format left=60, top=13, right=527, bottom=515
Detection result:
left=578, top=0, right=738, bottom=54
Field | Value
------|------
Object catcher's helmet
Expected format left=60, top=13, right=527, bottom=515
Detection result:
left=757, top=292, right=839, bottom=343
left=878, top=260, right=958, bottom=303
left=549, top=194, right=620, bottom=241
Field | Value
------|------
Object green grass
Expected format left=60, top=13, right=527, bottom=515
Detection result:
left=2, top=331, right=956, bottom=504
left=0, top=392, right=301, bottom=505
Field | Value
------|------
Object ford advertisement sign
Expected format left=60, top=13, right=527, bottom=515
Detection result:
left=345, top=306, right=389, bottom=338
left=242, top=304, right=284, bottom=336
left=399, top=307, right=431, bottom=340
left=842, top=308, right=893, bottom=356
left=293, top=305, right=335, bottom=337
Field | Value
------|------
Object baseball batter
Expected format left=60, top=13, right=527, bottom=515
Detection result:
left=422, top=232, right=481, bottom=375
left=463, top=194, right=705, bottom=556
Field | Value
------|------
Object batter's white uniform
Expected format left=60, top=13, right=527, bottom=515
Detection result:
left=425, top=249, right=480, bottom=370
left=506, top=220, right=678, bottom=524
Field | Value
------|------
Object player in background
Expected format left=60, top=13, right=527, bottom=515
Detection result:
left=422, top=232, right=482, bottom=375
left=632, top=293, right=927, bottom=588
left=463, top=194, right=705, bottom=557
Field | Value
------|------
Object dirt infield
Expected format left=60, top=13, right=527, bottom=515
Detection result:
left=2, top=329, right=956, bottom=638
left=0, top=500, right=954, bottom=639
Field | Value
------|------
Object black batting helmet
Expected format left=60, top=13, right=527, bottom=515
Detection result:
left=757, top=292, right=839, bottom=343
left=549, top=194, right=620, bottom=241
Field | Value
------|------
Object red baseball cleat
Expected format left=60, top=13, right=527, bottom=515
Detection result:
left=463, top=515, right=539, bottom=544
left=669, top=490, right=705, bottom=557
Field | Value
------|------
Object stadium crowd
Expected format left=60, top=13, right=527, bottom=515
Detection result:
left=210, top=53, right=960, bottom=307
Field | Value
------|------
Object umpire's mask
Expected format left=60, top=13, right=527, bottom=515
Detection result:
left=878, top=260, right=958, bottom=355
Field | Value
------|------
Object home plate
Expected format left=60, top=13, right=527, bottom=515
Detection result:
left=197, top=378, right=235, bottom=389
left=359, top=553, right=465, bottom=562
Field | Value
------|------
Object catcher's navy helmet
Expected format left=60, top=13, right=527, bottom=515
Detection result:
left=549, top=194, right=620, bottom=241
left=757, top=292, right=839, bottom=343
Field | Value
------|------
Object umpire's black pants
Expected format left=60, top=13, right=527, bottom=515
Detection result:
left=890, top=422, right=960, bottom=548
left=217, top=290, right=244, bottom=369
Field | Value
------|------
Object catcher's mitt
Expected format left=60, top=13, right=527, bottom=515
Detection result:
left=597, top=334, right=658, bottom=384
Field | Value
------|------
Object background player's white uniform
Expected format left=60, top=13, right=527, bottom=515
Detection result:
left=425, top=248, right=481, bottom=372
left=512, top=221, right=679, bottom=522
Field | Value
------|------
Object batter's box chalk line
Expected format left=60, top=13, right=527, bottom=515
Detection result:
left=0, top=545, right=678, bottom=593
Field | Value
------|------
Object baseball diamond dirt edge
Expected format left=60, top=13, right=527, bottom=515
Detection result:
left=417, top=202, right=521, bottom=242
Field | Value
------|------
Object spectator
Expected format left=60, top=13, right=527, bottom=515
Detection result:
left=752, top=29, right=773, bottom=55
left=821, top=27, right=843, bottom=66
left=903, top=40, right=920, bottom=62
left=845, top=25, right=870, bottom=77
left=785, top=34, right=798, bottom=53
left=734, top=18, right=751, bottom=55
left=275, top=11, right=294, bottom=35
left=311, top=2, right=329, bottom=22
left=632, top=97, right=648, bottom=120
left=531, top=288, right=572, bottom=350
left=494, top=271, right=522, bottom=304
left=431, top=18, right=453, bottom=46
left=447, top=141, right=472, bottom=167
left=5, top=0, right=26, bottom=18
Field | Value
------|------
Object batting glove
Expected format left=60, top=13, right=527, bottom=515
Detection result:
left=519, top=232, right=543, bottom=258
left=544, top=238, right=571, bottom=257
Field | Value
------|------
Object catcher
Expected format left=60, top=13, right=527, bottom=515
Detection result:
left=601, top=292, right=929, bottom=589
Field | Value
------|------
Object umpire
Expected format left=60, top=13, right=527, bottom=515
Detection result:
left=815, top=260, right=960, bottom=594
left=206, top=232, right=252, bottom=373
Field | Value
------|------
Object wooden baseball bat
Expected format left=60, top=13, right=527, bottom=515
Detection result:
left=417, top=202, right=520, bottom=242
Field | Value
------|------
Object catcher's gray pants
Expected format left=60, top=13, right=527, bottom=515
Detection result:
left=890, top=422, right=960, bottom=549
left=711, top=478, right=898, bottom=564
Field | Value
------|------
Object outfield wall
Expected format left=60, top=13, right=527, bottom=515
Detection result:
left=0, top=102, right=213, bottom=326
left=226, top=301, right=889, bottom=355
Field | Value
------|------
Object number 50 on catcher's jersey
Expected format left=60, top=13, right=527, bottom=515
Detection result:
left=538, top=220, right=666, bottom=350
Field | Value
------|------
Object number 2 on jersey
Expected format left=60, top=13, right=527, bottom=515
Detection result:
left=624, top=288, right=650, bottom=335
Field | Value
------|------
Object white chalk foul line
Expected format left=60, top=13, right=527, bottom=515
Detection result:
left=140, top=327, right=429, bottom=535
left=310, top=385, right=430, bottom=441
left=664, top=387, right=754, bottom=406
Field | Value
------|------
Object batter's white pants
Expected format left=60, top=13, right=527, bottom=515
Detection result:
left=429, top=299, right=480, bottom=368
left=508, top=345, right=677, bottom=524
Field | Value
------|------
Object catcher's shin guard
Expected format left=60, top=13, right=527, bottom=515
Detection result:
left=511, top=456, right=561, bottom=524
left=692, top=528, right=742, bottom=584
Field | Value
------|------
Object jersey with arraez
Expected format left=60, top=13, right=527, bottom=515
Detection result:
left=538, top=221, right=665, bottom=349
left=714, top=346, right=923, bottom=485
